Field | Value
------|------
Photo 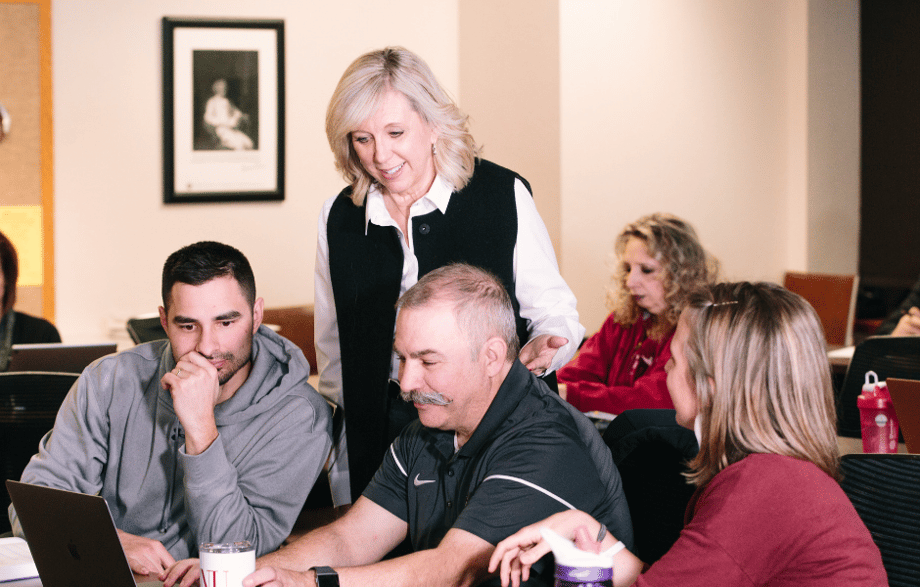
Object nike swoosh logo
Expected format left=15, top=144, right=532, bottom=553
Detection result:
left=414, top=474, right=436, bottom=487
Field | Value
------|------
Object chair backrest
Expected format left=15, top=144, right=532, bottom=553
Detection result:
left=0, top=371, right=79, bottom=533
left=602, top=409, right=699, bottom=564
left=783, top=271, right=859, bottom=346
left=837, top=336, right=920, bottom=438
left=840, top=453, right=920, bottom=586
left=125, top=314, right=167, bottom=344
left=262, top=305, right=317, bottom=375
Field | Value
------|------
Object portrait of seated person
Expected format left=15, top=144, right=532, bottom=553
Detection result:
left=875, top=271, right=920, bottom=336
left=557, top=214, right=717, bottom=414
left=203, top=78, right=254, bottom=150
left=491, top=282, right=887, bottom=587
left=0, top=230, right=61, bottom=370
left=165, top=263, right=631, bottom=587
left=9, top=241, right=332, bottom=576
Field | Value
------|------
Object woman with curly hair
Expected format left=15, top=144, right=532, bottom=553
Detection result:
left=558, top=213, right=717, bottom=414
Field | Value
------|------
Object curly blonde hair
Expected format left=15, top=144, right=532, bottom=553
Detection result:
left=325, top=46, right=480, bottom=205
left=607, top=213, right=717, bottom=339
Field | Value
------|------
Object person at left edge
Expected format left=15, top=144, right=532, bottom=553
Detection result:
left=9, top=241, right=333, bottom=578
left=0, top=230, right=61, bottom=371
left=316, top=46, right=585, bottom=505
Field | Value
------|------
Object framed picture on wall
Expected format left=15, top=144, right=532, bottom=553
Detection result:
left=162, top=17, right=284, bottom=203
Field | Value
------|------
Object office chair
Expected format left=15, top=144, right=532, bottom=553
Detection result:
left=837, top=336, right=920, bottom=438
left=840, top=453, right=920, bottom=587
left=603, top=409, right=699, bottom=564
left=783, top=271, right=859, bottom=346
left=126, top=315, right=167, bottom=344
left=0, top=371, right=78, bottom=534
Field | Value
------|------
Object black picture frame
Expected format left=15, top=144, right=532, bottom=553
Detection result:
left=162, top=17, right=284, bottom=204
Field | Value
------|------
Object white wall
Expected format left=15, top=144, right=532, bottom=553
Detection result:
left=558, top=0, right=859, bottom=333
left=52, top=0, right=459, bottom=342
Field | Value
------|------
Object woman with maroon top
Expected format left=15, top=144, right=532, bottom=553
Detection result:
left=558, top=213, right=716, bottom=414
left=491, top=282, right=888, bottom=587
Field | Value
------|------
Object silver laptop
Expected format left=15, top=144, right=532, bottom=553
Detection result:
left=5, top=480, right=163, bottom=587
left=7, top=343, right=117, bottom=374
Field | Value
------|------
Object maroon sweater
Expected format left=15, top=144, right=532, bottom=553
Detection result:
left=637, top=454, right=887, bottom=586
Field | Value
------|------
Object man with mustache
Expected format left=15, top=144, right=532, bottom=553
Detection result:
left=10, top=242, right=332, bottom=578
left=244, top=263, right=631, bottom=587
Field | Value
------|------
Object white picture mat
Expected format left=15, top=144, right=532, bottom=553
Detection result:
left=171, top=26, right=279, bottom=194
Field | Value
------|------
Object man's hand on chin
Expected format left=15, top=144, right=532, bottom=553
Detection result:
left=161, top=351, right=221, bottom=455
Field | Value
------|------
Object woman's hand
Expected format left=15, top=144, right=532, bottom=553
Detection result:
left=520, top=334, right=569, bottom=376
left=488, top=510, right=599, bottom=587
left=161, top=558, right=200, bottom=587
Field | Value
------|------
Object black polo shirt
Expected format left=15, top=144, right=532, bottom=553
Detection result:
left=363, top=360, right=633, bottom=552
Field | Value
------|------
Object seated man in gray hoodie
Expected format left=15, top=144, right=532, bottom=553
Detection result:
left=9, top=241, right=332, bottom=577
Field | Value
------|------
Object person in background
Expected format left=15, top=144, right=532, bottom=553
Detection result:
left=490, top=281, right=887, bottom=587
left=10, top=242, right=332, bottom=578
left=316, top=46, right=585, bottom=505
left=875, top=272, right=920, bottom=336
left=557, top=213, right=716, bottom=414
left=0, top=230, right=61, bottom=371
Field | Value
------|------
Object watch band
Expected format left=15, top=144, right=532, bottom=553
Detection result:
left=310, top=566, right=339, bottom=587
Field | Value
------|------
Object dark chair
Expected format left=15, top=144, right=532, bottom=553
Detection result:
left=0, top=371, right=78, bottom=534
left=837, top=336, right=920, bottom=438
left=840, top=453, right=920, bottom=586
left=126, top=315, right=167, bottom=345
left=603, top=409, right=699, bottom=564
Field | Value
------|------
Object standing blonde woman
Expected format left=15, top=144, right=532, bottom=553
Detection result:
left=315, top=47, right=584, bottom=504
left=558, top=213, right=716, bottom=414
left=490, top=282, right=887, bottom=587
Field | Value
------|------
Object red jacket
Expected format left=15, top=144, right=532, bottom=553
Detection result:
left=558, top=312, right=674, bottom=413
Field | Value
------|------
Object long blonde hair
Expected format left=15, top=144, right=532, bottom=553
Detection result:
left=683, top=281, right=840, bottom=487
left=607, top=213, right=717, bottom=339
left=325, top=46, right=479, bottom=205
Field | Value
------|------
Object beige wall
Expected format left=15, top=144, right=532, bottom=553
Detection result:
left=50, top=0, right=859, bottom=342
left=558, top=0, right=859, bottom=333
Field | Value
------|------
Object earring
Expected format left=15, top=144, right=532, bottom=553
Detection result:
left=432, top=143, right=438, bottom=155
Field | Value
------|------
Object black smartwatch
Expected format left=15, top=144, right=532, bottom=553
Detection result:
left=310, top=566, right=339, bottom=587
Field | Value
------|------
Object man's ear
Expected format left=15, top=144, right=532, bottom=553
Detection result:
left=158, top=306, right=168, bottom=332
left=482, top=336, right=509, bottom=377
left=252, top=297, right=264, bottom=334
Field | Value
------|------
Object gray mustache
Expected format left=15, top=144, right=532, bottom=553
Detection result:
left=400, top=389, right=453, bottom=406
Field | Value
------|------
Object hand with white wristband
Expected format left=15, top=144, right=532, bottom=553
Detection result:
left=488, top=510, right=642, bottom=587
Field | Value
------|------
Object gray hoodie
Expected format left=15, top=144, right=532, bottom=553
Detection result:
left=10, top=325, right=332, bottom=558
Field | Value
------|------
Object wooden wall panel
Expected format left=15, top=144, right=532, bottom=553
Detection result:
left=0, top=0, right=53, bottom=320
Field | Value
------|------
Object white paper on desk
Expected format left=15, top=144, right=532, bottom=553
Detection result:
left=827, top=346, right=855, bottom=360
left=0, top=537, right=39, bottom=581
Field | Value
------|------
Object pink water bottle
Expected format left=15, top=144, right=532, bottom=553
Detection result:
left=857, top=371, right=899, bottom=453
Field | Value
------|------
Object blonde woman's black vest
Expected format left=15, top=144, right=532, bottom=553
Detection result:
left=327, top=159, right=530, bottom=501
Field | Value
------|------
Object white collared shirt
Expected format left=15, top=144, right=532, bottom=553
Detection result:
left=314, top=173, right=585, bottom=504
